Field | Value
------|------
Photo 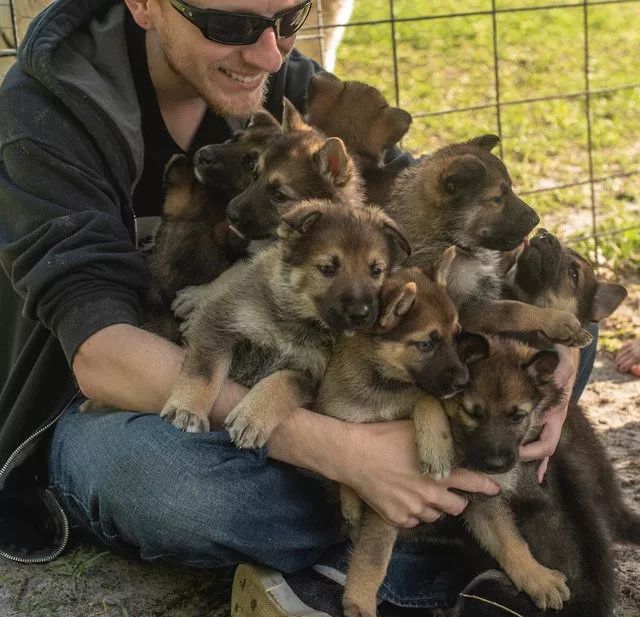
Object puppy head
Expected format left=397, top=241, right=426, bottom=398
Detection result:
left=305, top=71, right=412, bottom=167
left=226, top=100, right=360, bottom=240
left=275, top=200, right=410, bottom=332
left=370, top=257, right=489, bottom=398
left=512, top=228, right=627, bottom=324
left=446, top=337, right=563, bottom=474
left=414, top=135, right=540, bottom=251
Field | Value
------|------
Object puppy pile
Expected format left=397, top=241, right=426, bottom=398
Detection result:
left=120, top=71, right=640, bottom=616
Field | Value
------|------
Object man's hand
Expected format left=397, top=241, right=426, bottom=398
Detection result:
left=336, top=420, right=499, bottom=528
left=519, top=344, right=578, bottom=482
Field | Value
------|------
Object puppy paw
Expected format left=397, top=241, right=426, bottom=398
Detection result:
left=520, top=566, right=570, bottom=611
left=342, top=598, right=376, bottom=617
left=172, top=285, right=207, bottom=328
left=224, top=403, right=274, bottom=449
left=542, top=312, right=588, bottom=347
left=419, top=445, right=454, bottom=481
left=161, top=405, right=210, bottom=433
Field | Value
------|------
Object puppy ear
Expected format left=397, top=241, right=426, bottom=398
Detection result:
left=282, top=98, right=309, bottom=132
left=590, top=283, right=627, bottom=322
left=248, top=110, right=281, bottom=129
left=441, top=154, right=487, bottom=194
left=163, top=154, right=193, bottom=187
left=434, top=245, right=457, bottom=287
left=379, top=107, right=413, bottom=148
left=467, top=134, right=501, bottom=152
left=523, top=350, right=560, bottom=385
left=456, top=332, right=489, bottom=365
left=378, top=282, right=417, bottom=330
left=314, top=137, right=354, bottom=187
left=307, top=71, right=344, bottom=104
left=277, top=205, right=323, bottom=240
left=381, top=215, right=412, bottom=257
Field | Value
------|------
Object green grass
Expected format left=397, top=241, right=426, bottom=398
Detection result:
left=334, top=1, right=640, bottom=269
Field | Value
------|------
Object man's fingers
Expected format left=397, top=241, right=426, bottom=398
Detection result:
left=443, top=468, right=500, bottom=496
left=420, top=485, right=468, bottom=516
left=552, top=344, right=574, bottom=388
left=520, top=421, right=560, bottom=461
left=417, top=508, right=443, bottom=524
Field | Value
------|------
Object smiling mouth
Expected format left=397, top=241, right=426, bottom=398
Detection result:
left=219, top=67, right=263, bottom=85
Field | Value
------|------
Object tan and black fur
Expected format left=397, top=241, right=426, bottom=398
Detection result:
left=316, top=257, right=489, bottom=617
left=305, top=70, right=413, bottom=205
left=386, top=135, right=592, bottom=348
left=144, top=117, right=280, bottom=341
left=161, top=199, right=411, bottom=446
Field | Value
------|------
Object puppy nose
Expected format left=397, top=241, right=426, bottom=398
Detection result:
left=343, top=300, right=370, bottom=324
left=194, top=146, right=216, bottom=166
left=482, top=450, right=515, bottom=473
left=227, top=203, right=241, bottom=224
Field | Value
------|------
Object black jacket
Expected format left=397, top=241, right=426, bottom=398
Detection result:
left=0, top=0, right=321, bottom=563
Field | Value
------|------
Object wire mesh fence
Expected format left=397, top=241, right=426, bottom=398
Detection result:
left=2, top=0, right=638, bottom=266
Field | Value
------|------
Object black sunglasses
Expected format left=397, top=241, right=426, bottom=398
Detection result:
left=169, top=0, right=313, bottom=46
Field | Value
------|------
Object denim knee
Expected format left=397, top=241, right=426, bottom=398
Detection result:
left=49, top=406, right=343, bottom=571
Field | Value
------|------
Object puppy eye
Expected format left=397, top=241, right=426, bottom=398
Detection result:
left=242, top=155, right=256, bottom=172
left=569, top=266, right=579, bottom=284
left=371, top=264, right=384, bottom=278
left=270, top=188, right=290, bottom=203
left=227, top=132, right=241, bottom=143
left=415, top=340, right=433, bottom=352
left=509, top=407, right=526, bottom=423
left=464, top=405, right=483, bottom=419
left=317, top=264, right=337, bottom=277
left=491, top=195, right=503, bottom=205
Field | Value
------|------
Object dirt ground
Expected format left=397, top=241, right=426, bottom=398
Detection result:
left=1, top=277, right=639, bottom=617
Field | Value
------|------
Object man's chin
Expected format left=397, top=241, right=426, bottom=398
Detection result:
left=202, top=74, right=268, bottom=119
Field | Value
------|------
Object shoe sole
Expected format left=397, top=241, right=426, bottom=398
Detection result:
left=230, top=563, right=332, bottom=617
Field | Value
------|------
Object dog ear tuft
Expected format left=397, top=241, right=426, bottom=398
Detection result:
left=441, top=154, right=487, bottom=194
left=456, top=332, right=489, bottom=365
left=248, top=110, right=281, bottom=129
left=282, top=98, right=309, bottom=133
left=278, top=205, right=323, bottom=240
left=523, top=350, right=560, bottom=384
left=590, top=283, right=627, bottom=322
left=381, top=216, right=412, bottom=258
left=467, top=134, right=501, bottom=152
left=380, top=107, right=413, bottom=148
left=435, top=245, right=457, bottom=287
left=314, top=137, right=353, bottom=187
left=378, top=282, right=417, bottom=330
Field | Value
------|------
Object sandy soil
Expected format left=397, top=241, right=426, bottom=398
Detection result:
left=1, top=278, right=638, bottom=617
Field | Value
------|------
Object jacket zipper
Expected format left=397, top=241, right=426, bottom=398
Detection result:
left=0, top=390, right=79, bottom=564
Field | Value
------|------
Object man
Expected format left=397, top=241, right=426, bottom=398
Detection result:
left=0, top=1, right=594, bottom=615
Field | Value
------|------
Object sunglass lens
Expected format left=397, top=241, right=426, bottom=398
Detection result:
left=279, top=3, right=312, bottom=38
left=207, top=14, right=264, bottom=44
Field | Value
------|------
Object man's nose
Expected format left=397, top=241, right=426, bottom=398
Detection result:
left=241, top=28, right=285, bottom=75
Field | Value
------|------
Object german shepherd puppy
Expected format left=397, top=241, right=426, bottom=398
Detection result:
left=386, top=135, right=592, bottom=348
left=225, top=98, right=362, bottom=242
left=439, top=334, right=636, bottom=617
left=161, top=199, right=411, bottom=445
left=316, top=256, right=489, bottom=617
left=171, top=99, right=364, bottom=330
left=305, top=70, right=413, bottom=205
left=145, top=116, right=280, bottom=341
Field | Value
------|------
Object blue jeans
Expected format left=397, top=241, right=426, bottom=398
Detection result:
left=48, top=324, right=598, bottom=610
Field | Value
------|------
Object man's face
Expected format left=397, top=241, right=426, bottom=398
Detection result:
left=147, top=0, right=301, bottom=118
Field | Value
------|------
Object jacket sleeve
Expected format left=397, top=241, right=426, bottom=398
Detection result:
left=0, top=123, right=150, bottom=365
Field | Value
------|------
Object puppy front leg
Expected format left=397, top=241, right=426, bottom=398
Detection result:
left=412, top=394, right=455, bottom=480
left=343, top=505, right=398, bottom=617
left=224, top=370, right=310, bottom=449
left=162, top=343, right=232, bottom=433
left=463, top=499, right=570, bottom=610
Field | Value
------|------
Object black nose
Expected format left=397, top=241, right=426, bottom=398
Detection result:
left=194, top=146, right=218, bottom=167
left=227, top=202, right=241, bottom=225
left=481, top=452, right=515, bottom=474
left=343, top=300, right=370, bottom=324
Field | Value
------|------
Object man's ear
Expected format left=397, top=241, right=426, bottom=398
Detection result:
left=378, top=282, right=417, bottom=330
left=523, top=350, right=560, bottom=385
left=590, top=283, right=627, bottom=322
left=123, top=0, right=153, bottom=30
